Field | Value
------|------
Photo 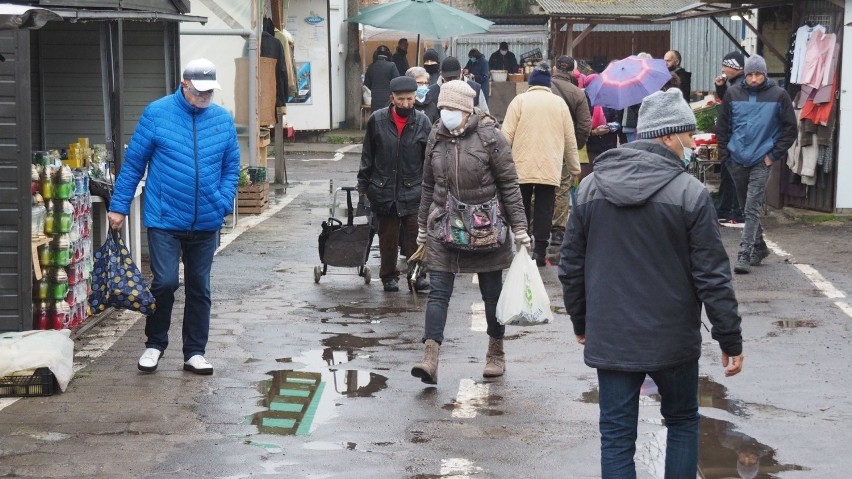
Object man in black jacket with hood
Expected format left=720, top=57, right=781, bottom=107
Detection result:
left=559, top=88, right=744, bottom=478
left=358, top=76, right=431, bottom=292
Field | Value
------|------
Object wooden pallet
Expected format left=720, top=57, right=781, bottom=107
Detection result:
left=237, top=182, right=269, bottom=214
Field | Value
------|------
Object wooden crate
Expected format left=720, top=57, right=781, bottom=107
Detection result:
left=237, top=182, right=269, bottom=214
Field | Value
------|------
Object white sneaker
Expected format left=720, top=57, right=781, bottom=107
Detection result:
left=138, top=348, right=162, bottom=372
left=183, top=355, right=213, bottom=375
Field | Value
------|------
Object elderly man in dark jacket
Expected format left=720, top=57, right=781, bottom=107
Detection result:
left=717, top=55, right=797, bottom=274
left=358, top=76, right=432, bottom=292
left=559, top=88, right=744, bottom=478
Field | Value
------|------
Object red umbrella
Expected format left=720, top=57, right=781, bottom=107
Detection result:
left=584, top=56, right=671, bottom=110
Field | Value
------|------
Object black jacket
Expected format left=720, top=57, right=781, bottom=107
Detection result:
left=674, top=67, right=692, bottom=101
left=364, top=58, right=400, bottom=113
left=559, top=140, right=743, bottom=371
left=358, top=107, right=432, bottom=216
left=392, top=48, right=410, bottom=78
left=488, top=50, right=518, bottom=73
left=422, top=79, right=481, bottom=124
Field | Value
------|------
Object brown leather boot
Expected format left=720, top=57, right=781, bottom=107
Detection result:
left=411, top=339, right=440, bottom=384
left=482, top=337, right=505, bottom=378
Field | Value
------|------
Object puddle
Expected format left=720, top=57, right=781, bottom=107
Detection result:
left=248, top=349, right=388, bottom=436
left=772, top=319, right=818, bottom=329
left=314, top=304, right=422, bottom=320
left=580, top=377, right=806, bottom=476
left=321, top=332, right=413, bottom=350
left=442, top=379, right=504, bottom=417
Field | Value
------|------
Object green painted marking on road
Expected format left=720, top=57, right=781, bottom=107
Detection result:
left=296, top=381, right=326, bottom=436
left=270, top=401, right=303, bottom=413
left=262, top=417, right=296, bottom=429
left=279, top=388, right=310, bottom=397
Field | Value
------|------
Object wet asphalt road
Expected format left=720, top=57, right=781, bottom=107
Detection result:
left=2, top=150, right=852, bottom=478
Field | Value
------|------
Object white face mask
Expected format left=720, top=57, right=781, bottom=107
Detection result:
left=675, top=135, right=693, bottom=168
left=440, top=109, right=464, bottom=131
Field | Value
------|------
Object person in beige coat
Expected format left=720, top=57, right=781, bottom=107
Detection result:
left=502, top=61, right=581, bottom=265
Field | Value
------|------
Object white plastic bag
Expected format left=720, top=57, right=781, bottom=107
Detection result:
left=496, top=247, right=553, bottom=326
left=0, top=329, right=75, bottom=391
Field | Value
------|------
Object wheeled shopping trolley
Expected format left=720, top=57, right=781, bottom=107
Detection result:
left=314, top=186, right=374, bottom=284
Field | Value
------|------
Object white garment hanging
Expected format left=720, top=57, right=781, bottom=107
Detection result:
left=790, top=24, right=825, bottom=84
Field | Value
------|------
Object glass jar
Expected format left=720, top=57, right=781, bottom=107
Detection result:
left=50, top=234, right=72, bottom=267
left=57, top=200, right=73, bottom=233
left=49, top=301, right=70, bottom=330
left=33, top=271, right=50, bottom=300
left=40, top=166, right=55, bottom=199
left=33, top=301, right=50, bottom=330
left=49, top=267, right=69, bottom=300
left=32, top=203, right=46, bottom=237
left=54, top=165, right=75, bottom=199
left=43, top=200, right=56, bottom=236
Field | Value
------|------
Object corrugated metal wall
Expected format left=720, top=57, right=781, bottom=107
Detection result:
left=0, top=30, right=32, bottom=333
left=31, top=22, right=171, bottom=151
left=671, top=16, right=745, bottom=98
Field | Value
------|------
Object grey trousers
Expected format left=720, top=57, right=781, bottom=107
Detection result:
left=727, top=160, right=770, bottom=256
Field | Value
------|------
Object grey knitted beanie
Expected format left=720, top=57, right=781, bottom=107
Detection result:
left=744, top=55, right=767, bottom=76
left=636, top=88, right=696, bottom=139
left=438, top=80, right=476, bottom=114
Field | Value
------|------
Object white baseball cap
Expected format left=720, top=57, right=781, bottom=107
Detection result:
left=182, top=58, right=221, bottom=91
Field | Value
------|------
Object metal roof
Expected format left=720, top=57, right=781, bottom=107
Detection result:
left=535, top=0, right=697, bottom=18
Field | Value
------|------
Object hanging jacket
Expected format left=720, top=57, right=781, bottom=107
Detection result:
left=717, top=78, right=798, bottom=167
left=559, top=140, right=743, bottom=371
left=111, top=87, right=240, bottom=232
left=358, top=106, right=432, bottom=217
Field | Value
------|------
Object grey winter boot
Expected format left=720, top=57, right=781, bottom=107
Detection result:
left=482, top=337, right=505, bottom=378
left=750, top=242, right=770, bottom=266
left=411, top=339, right=440, bottom=384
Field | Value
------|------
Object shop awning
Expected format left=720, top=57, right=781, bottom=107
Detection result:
left=47, top=8, right=207, bottom=24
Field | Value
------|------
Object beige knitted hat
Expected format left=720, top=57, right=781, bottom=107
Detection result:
left=437, top=80, right=476, bottom=114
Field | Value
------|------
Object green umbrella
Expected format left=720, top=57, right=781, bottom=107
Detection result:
left=346, top=0, right=493, bottom=63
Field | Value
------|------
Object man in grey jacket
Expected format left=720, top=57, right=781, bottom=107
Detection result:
left=559, top=88, right=744, bottom=478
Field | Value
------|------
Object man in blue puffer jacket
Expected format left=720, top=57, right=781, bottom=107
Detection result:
left=716, top=55, right=797, bottom=274
left=108, top=58, right=240, bottom=375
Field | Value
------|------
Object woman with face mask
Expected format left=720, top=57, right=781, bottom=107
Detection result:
left=405, top=67, right=433, bottom=116
left=410, top=80, right=529, bottom=385
left=422, top=48, right=441, bottom=86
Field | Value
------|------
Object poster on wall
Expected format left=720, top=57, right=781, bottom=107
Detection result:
left=285, top=1, right=330, bottom=130
left=289, top=62, right=312, bottom=104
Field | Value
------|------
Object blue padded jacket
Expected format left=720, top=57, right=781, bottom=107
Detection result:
left=110, top=87, right=240, bottom=232
left=716, top=78, right=797, bottom=168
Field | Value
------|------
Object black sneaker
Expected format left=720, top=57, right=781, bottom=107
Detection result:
left=734, top=253, right=751, bottom=274
left=532, top=252, right=547, bottom=267
left=750, top=245, right=770, bottom=266
left=383, top=278, right=399, bottom=292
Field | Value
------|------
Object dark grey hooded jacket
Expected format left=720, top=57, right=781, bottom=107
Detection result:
left=558, top=140, right=742, bottom=371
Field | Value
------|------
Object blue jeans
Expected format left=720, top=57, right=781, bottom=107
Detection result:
left=423, top=270, right=504, bottom=344
left=727, top=161, right=770, bottom=257
left=597, top=361, right=700, bottom=479
left=146, top=228, right=218, bottom=361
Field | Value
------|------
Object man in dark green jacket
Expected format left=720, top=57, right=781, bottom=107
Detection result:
left=358, top=76, right=432, bottom=292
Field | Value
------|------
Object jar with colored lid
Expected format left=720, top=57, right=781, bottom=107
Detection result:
left=49, top=267, right=69, bottom=300
left=50, top=234, right=72, bottom=267
left=54, top=165, right=75, bottom=199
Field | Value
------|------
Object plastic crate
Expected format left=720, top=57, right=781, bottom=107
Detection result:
left=0, top=367, right=56, bottom=397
